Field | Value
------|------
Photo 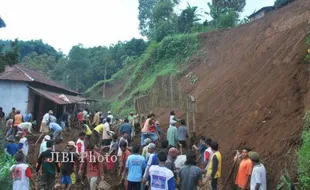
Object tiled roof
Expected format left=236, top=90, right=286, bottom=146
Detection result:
left=29, top=87, right=88, bottom=105
left=0, top=65, right=78, bottom=94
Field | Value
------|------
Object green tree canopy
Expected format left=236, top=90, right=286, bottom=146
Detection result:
left=178, top=4, right=200, bottom=33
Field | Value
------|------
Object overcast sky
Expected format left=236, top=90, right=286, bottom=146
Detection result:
left=0, top=0, right=274, bottom=54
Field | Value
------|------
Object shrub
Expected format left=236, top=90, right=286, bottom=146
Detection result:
left=274, top=0, right=294, bottom=8
left=298, top=112, right=310, bottom=189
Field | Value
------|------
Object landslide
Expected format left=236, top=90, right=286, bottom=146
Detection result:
left=178, top=0, right=310, bottom=189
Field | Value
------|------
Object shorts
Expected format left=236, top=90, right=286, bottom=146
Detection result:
left=40, top=122, right=49, bottom=133
left=62, top=175, right=72, bottom=185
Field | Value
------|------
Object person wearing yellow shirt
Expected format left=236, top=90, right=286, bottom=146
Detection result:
left=93, top=123, right=104, bottom=145
left=206, top=141, right=222, bottom=190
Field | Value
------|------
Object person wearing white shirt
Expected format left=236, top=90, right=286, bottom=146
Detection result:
left=16, top=131, right=29, bottom=162
left=248, top=151, right=267, bottom=190
left=102, top=117, right=112, bottom=146
left=107, top=111, right=113, bottom=124
left=40, top=110, right=52, bottom=134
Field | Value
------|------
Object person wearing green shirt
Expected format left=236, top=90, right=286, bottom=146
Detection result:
left=167, top=120, right=178, bottom=147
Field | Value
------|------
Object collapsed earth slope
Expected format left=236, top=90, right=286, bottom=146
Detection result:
left=179, top=0, right=310, bottom=188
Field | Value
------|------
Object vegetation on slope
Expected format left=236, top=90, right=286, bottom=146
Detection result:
left=87, top=33, right=199, bottom=116
left=298, top=112, right=310, bottom=189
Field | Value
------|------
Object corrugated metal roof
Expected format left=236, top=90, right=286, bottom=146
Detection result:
left=0, top=65, right=78, bottom=94
left=29, top=87, right=88, bottom=105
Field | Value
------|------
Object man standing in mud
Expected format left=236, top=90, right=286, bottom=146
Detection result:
left=36, top=141, right=60, bottom=190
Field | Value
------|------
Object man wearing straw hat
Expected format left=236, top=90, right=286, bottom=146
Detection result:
left=248, top=152, right=267, bottom=190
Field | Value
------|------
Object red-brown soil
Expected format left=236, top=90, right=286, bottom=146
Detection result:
left=174, top=0, right=310, bottom=189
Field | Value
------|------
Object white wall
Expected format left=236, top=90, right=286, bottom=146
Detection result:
left=0, top=81, right=29, bottom=117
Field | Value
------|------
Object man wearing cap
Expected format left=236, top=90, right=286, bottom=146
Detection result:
left=4, top=135, right=18, bottom=157
left=143, top=143, right=158, bottom=182
left=40, top=135, right=51, bottom=155
left=16, top=130, right=29, bottom=162
left=61, top=141, right=78, bottom=190
left=142, top=138, right=152, bottom=159
left=40, top=110, right=53, bottom=134
left=248, top=152, right=266, bottom=190
left=36, top=141, right=60, bottom=190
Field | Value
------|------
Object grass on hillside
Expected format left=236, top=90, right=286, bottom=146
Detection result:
left=113, top=33, right=199, bottom=115
left=298, top=112, right=310, bottom=189
left=87, top=33, right=200, bottom=116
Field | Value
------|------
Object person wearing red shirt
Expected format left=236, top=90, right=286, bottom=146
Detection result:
left=120, top=141, right=131, bottom=188
left=77, top=110, right=83, bottom=126
left=79, top=144, right=104, bottom=190
left=10, top=151, right=36, bottom=190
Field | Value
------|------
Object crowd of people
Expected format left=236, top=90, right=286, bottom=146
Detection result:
left=0, top=107, right=267, bottom=190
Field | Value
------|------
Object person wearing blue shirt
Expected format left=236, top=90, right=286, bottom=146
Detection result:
left=125, top=145, right=146, bottom=190
left=147, top=151, right=176, bottom=190
left=49, top=122, right=63, bottom=140
left=119, top=118, right=132, bottom=143
left=4, top=135, right=18, bottom=157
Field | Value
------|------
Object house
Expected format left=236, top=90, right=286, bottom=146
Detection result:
left=248, top=6, right=275, bottom=22
left=0, top=64, right=92, bottom=123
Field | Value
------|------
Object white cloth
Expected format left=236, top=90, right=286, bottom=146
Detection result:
left=250, top=163, right=267, bottom=190
left=102, top=122, right=111, bottom=140
left=76, top=138, right=85, bottom=154
left=174, top=155, right=186, bottom=169
left=148, top=165, right=174, bottom=190
left=19, top=137, right=29, bottom=156
left=117, top=137, right=128, bottom=156
left=82, top=110, right=88, bottom=121
left=42, top=113, right=50, bottom=124
left=10, top=163, right=30, bottom=190
left=204, top=147, right=214, bottom=170
left=18, top=122, right=32, bottom=133
left=107, top=114, right=113, bottom=124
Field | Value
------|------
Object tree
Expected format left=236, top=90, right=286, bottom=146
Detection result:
left=274, top=0, right=294, bottom=8
left=212, top=0, right=246, bottom=12
left=149, top=0, right=178, bottom=41
left=138, top=0, right=179, bottom=40
left=0, top=40, right=19, bottom=73
left=206, top=2, right=239, bottom=29
left=138, top=0, right=159, bottom=37
left=178, top=4, right=200, bottom=33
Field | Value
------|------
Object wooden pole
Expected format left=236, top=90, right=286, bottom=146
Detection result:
left=186, top=96, right=190, bottom=133
left=192, top=96, right=196, bottom=133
